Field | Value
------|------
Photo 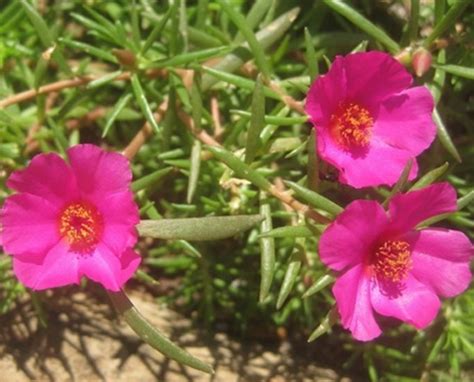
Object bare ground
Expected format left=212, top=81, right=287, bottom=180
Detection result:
left=0, top=286, right=349, bottom=382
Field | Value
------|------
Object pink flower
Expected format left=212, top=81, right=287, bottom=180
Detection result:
left=0, top=144, right=141, bottom=291
left=305, top=51, right=436, bottom=188
left=319, top=183, right=473, bottom=341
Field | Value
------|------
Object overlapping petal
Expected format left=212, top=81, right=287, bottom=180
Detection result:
left=7, top=152, right=79, bottom=205
left=68, top=144, right=133, bottom=203
left=371, top=275, right=441, bottom=329
left=78, top=244, right=141, bottom=292
left=407, top=229, right=473, bottom=297
left=13, top=241, right=80, bottom=290
left=373, top=87, right=436, bottom=153
left=343, top=51, right=412, bottom=104
left=1, top=194, right=60, bottom=259
left=333, top=264, right=381, bottom=341
left=389, top=183, right=457, bottom=233
left=320, top=200, right=389, bottom=271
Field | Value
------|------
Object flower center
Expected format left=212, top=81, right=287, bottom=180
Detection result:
left=329, top=102, right=373, bottom=149
left=58, top=201, right=103, bottom=253
left=372, top=240, right=411, bottom=283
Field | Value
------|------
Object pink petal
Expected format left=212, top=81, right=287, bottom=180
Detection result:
left=78, top=244, right=141, bottom=291
left=13, top=241, right=80, bottom=290
left=320, top=200, right=389, bottom=271
left=388, top=183, right=457, bottom=233
left=371, top=274, right=441, bottom=329
left=67, top=144, right=133, bottom=203
left=373, top=87, right=435, bottom=153
left=333, top=264, right=381, bottom=341
left=7, top=152, right=78, bottom=205
left=1, top=194, right=61, bottom=259
left=99, top=192, right=139, bottom=254
left=344, top=51, right=413, bottom=105
left=407, top=228, right=473, bottom=297
left=305, top=55, right=347, bottom=126
left=318, top=131, right=418, bottom=188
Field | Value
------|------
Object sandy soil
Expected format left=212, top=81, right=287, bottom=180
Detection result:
left=0, top=287, right=348, bottom=382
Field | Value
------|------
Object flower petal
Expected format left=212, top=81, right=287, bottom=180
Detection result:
left=388, top=183, right=457, bottom=233
left=305, top=55, right=347, bottom=125
left=1, top=194, right=60, bottom=259
left=333, top=264, right=381, bottom=341
left=7, top=152, right=78, bottom=205
left=320, top=200, right=389, bottom=271
left=13, top=241, right=80, bottom=290
left=99, top=192, right=140, bottom=254
left=407, top=228, right=473, bottom=297
left=78, top=244, right=141, bottom=291
left=318, top=127, right=418, bottom=188
left=371, top=274, right=441, bottom=329
left=344, top=51, right=412, bottom=104
left=373, top=86, right=435, bottom=153
left=67, top=144, right=133, bottom=202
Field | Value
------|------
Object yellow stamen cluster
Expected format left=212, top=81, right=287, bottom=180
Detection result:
left=59, top=202, right=103, bottom=253
left=330, top=102, right=373, bottom=149
left=372, top=240, right=412, bottom=283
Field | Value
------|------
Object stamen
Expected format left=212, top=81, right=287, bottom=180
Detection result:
left=329, top=102, right=373, bottom=149
left=372, top=240, right=411, bottom=283
left=58, top=201, right=103, bottom=253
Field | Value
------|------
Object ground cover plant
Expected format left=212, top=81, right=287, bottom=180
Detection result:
left=0, top=0, right=473, bottom=380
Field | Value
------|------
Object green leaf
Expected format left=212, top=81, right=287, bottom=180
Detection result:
left=259, top=193, right=275, bottom=303
left=190, top=72, right=203, bottom=132
left=87, top=70, right=123, bottom=89
left=432, top=64, right=474, bottom=80
left=187, top=140, right=202, bottom=203
left=276, top=249, right=302, bottom=309
left=304, top=28, right=319, bottom=82
left=403, top=0, right=420, bottom=44
left=218, top=0, right=271, bottom=78
left=307, top=129, right=319, bottom=191
left=131, top=74, right=160, bottom=133
left=307, top=310, right=334, bottom=342
left=202, top=67, right=280, bottom=99
left=433, top=108, right=461, bottom=162
left=59, top=38, right=118, bottom=63
left=428, top=49, right=446, bottom=104
left=19, top=0, right=71, bottom=74
left=142, top=8, right=171, bottom=54
left=424, top=1, right=469, bottom=47
left=233, top=0, right=273, bottom=44
left=108, top=290, right=213, bottom=374
left=382, top=159, right=413, bottom=207
left=137, top=215, right=263, bottom=241
left=195, top=0, right=209, bottom=28
left=258, top=225, right=313, bottom=238
left=207, top=145, right=271, bottom=191
left=322, top=0, right=400, bottom=53
left=231, top=110, right=307, bottom=125
left=245, top=74, right=265, bottom=164
left=201, top=7, right=300, bottom=90
left=409, top=162, right=449, bottom=191
left=149, top=46, right=231, bottom=68
left=284, top=180, right=343, bottom=216
left=303, top=274, right=335, bottom=298
left=132, top=167, right=173, bottom=192
left=102, top=93, right=133, bottom=137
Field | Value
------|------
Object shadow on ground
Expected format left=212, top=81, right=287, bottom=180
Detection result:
left=0, top=285, right=348, bottom=382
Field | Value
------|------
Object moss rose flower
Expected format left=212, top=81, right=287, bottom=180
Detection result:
left=0, top=144, right=141, bottom=291
left=319, top=183, right=473, bottom=341
left=305, top=51, right=436, bottom=188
